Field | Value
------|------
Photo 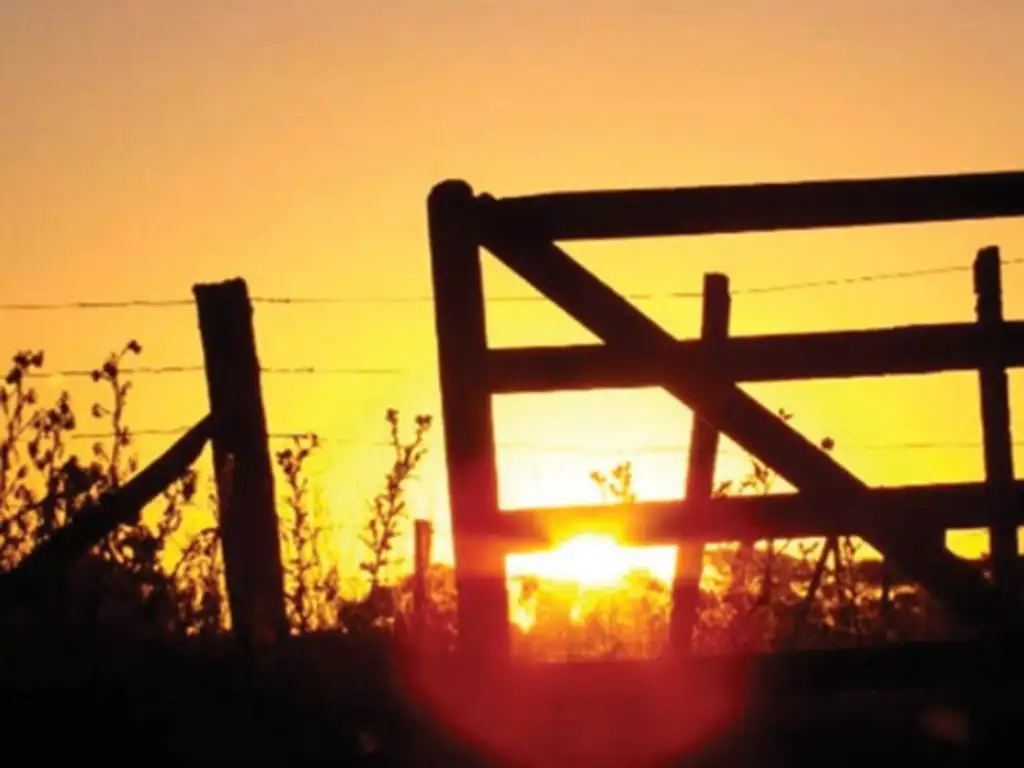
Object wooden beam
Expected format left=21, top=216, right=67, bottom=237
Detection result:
left=487, top=321, right=1024, bottom=393
left=491, top=481, right=1024, bottom=549
left=195, top=280, right=288, bottom=650
left=975, top=246, right=1018, bottom=595
left=428, top=181, right=509, bottom=662
left=672, top=274, right=728, bottom=654
left=477, top=220, right=1022, bottom=631
left=0, top=416, right=213, bottom=613
left=484, top=170, right=1024, bottom=241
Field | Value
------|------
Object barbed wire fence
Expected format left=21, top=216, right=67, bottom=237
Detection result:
left=3, top=257, right=1021, bottom=457
left=3, top=258, right=1022, bottom=313
left=2, top=257, right=1018, bottom=566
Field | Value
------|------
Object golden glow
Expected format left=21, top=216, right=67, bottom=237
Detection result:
left=508, top=534, right=676, bottom=588
left=4, top=2, right=1024, bottom=575
left=506, top=535, right=677, bottom=633
left=511, top=602, right=536, bottom=633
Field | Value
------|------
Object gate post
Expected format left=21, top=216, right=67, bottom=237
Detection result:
left=428, top=181, right=509, bottom=662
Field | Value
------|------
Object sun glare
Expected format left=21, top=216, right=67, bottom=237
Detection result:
left=507, top=534, right=676, bottom=588
left=505, top=534, right=680, bottom=639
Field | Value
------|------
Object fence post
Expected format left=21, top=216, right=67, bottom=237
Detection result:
left=194, top=278, right=288, bottom=650
left=413, top=519, right=434, bottom=636
left=974, top=246, right=1017, bottom=596
left=671, top=273, right=730, bottom=655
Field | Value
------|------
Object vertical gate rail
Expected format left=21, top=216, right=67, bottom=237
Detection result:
left=975, top=247, right=1018, bottom=597
left=672, top=273, right=729, bottom=654
left=428, top=170, right=1024, bottom=663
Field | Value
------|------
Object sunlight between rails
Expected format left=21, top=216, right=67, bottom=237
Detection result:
left=506, top=534, right=680, bottom=659
left=498, top=528, right=978, bottom=662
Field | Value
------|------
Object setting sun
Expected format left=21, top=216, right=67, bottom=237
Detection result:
left=507, top=534, right=676, bottom=588
left=7, top=2, right=1024, bottom=765
left=506, top=534, right=679, bottom=636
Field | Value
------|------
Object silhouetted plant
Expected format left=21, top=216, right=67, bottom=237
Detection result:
left=0, top=343, right=447, bottom=648
left=340, top=409, right=432, bottom=633
left=0, top=343, right=205, bottom=638
left=82, top=342, right=199, bottom=630
left=258, top=409, right=439, bottom=637
left=166, top=468, right=231, bottom=638
left=362, top=410, right=433, bottom=590
left=275, top=433, right=341, bottom=634
left=0, top=349, right=79, bottom=569
left=506, top=407, right=961, bottom=659
left=591, top=461, right=637, bottom=504
left=394, top=561, right=458, bottom=653
left=172, top=523, right=227, bottom=637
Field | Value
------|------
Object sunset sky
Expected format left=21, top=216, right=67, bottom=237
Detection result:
left=3, top=1, right=1024, bottom=572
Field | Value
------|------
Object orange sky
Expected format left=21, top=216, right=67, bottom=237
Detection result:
left=3, top=2, right=1024, bottom=570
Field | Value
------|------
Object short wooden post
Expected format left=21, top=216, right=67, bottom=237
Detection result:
left=975, top=246, right=1017, bottom=596
left=413, top=519, right=434, bottom=635
left=194, top=279, right=288, bottom=650
left=671, top=273, right=730, bottom=654
left=428, top=180, right=509, bottom=662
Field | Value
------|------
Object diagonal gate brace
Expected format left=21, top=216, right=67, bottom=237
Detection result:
left=478, top=195, right=1023, bottom=634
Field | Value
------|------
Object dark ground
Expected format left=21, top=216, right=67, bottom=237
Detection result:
left=0, top=631, right=1007, bottom=767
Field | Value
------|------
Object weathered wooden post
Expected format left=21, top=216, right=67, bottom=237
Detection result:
left=413, top=518, right=434, bottom=636
left=428, top=180, right=508, bottom=662
left=975, top=246, right=1017, bottom=596
left=194, top=278, right=288, bottom=650
left=672, top=273, right=729, bottom=654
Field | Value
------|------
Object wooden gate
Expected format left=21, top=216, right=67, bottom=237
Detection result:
left=427, top=170, right=1024, bottom=665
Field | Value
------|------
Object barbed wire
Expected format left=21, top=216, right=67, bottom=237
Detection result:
left=0, top=298, right=193, bottom=311
left=25, top=365, right=410, bottom=379
left=737, top=261, right=1012, bottom=296
left=59, top=427, right=1023, bottom=455
left=15, top=257, right=1024, bottom=379
left=3, top=258, right=1021, bottom=312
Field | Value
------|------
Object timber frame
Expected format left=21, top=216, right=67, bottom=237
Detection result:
left=427, top=170, right=1024, bottom=663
